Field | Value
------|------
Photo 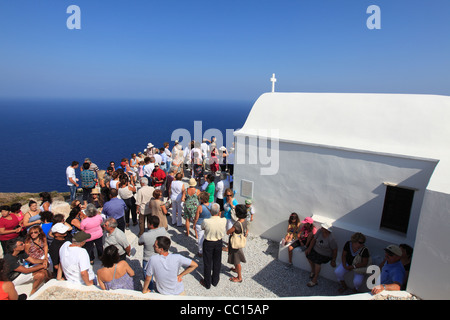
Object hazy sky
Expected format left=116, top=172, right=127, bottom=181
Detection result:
left=0, top=0, right=449, bottom=101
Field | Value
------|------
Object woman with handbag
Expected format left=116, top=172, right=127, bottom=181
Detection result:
left=193, top=192, right=212, bottom=257
left=226, top=204, right=248, bottom=283
left=334, top=232, right=370, bottom=293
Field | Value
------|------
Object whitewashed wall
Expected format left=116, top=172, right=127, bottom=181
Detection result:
left=233, top=138, right=437, bottom=261
left=407, top=190, right=450, bottom=299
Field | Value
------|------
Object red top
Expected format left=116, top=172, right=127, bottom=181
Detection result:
left=151, top=168, right=166, bottom=187
left=0, top=214, right=20, bottom=241
left=0, top=282, right=10, bottom=300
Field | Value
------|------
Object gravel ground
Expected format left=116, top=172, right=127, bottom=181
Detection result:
left=33, top=215, right=343, bottom=300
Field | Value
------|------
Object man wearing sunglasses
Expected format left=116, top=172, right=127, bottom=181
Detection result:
left=371, top=244, right=406, bottom=295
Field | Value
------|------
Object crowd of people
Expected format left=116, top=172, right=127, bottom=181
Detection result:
left=0, top=140, right=252, bottom=299
left=280, top=214, right=414, bottom=294
left=0, top=138, right=415, bottom=300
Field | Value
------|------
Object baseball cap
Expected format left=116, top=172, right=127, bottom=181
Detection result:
left=51, top=223, right=69, bottom=234
left=73, top=231, right=91, bottom=243
left=384, top=244, right=402, bottom=257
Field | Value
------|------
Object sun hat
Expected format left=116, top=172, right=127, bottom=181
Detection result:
left=91, top=188, right=100, bottom=195
left=51, top=223, right=69, bottom=234
left=321, top=222, right=333, bottom=231
left=301, top=217, right=314, bottom=224
left=188, top=178, right=197, bottom=187
left=384, top=244, right=402, bottom=257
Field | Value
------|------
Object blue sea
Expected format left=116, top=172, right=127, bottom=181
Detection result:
left=0, top=99, right=253, bottom=193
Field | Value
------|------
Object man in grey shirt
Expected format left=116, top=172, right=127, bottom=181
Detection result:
left=138, top=215, right=169, bottom=277
left=103, top=217, right=131, bottom=261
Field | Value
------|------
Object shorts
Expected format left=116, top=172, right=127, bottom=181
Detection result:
left=12, top=272, right=35, bottom=286
left=290, top=238, right=306, bottom=249
left=193, top=164, right=203, bottom=179
left=306, top=248, right=332, bottom=265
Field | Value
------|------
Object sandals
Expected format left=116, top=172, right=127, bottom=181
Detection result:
left=229, top=277, right=243, bottom=283
left=307, top=281, right=318, bottom=287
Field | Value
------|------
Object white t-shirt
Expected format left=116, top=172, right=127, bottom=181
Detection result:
left=164, top=148, right=172, bottom=160
left=215, top=179, right=230, bottom=200
left=146, top=253, right=193, bottom=295
left=201, top=143, right=209, bottom=158
left=66, top=166, right=76, bottom=186
left=143, top=163, right=155, bottom=177
left=228, top=152, right=235, bottom=165
left=191, top=148, right=203, bottom=164
left=170, top=180, right=184, bottom=202
left=59, top=241, right=95, bottom=285
left=154, top=154, right=162, bottom=165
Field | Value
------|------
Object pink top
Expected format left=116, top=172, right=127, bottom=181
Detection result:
left=298, top=224, right=317, bottom=241
left=80, top=214, right=103, bottom=241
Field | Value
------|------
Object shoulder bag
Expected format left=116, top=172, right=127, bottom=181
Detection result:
left=230, top=221, right=247, bottom=249
left=352, top=247, right=372, bottom=274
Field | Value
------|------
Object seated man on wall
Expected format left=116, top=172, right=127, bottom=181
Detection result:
left=371, top=244, right=406, bottom=295
left=3, top=238, right=50, bottom=296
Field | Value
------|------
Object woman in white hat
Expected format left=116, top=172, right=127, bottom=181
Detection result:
left=182, top=178, right=200, bottom=237
left=304, top=222, right=338, bottom=287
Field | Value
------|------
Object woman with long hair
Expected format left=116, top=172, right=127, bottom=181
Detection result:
left=23, top=200, right=42, bottom=230
left=118, top=175, right=137, bottom=229
left=282, top=212, right=301, bottom=247
left=24, top=226, right=48, bottom=263
left=193, top=191, right=212, bottom=257
left=66, top=200, right=86, bottom=233
left=39, top=192, right=53, bottom=212
left=149, top=189, right=168, bottom=230
left=227, top=204, right=248, bottom=283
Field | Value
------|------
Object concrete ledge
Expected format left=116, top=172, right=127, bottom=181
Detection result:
left=30, top=279, right=378, bottom=300
left=278, top=241, right=372, bottom=292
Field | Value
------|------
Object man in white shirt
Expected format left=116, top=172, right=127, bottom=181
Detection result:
left=66, top=161, right=79, bottom=202
left=215, top=172, right=230, bottom=211
left=58, top=231, right=96, bottom=286
left=153, top=149, right=162, bottom=165
left=142, top=236, right=198, bottom=295
left=143, top=157, right=155, bottom=181
left=164, top=142, right=172, bottom=172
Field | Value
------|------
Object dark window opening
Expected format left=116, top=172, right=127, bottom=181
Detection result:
left=380, top=186, right=414, bottom=234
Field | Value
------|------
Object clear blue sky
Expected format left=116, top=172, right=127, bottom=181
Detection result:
left=0, top=0, right=449, bottom=101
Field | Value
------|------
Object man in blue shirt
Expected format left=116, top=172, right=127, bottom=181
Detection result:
left=371, top=244, right=406, bottom=294
left=102, top=188, right=127, bottom=232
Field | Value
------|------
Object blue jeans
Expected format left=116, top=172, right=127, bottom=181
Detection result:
left=143, top=260, right=155, bottom=290
left=69, top=185, right=77, bottom=201
left=165, top=160, right=172, bottom=173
